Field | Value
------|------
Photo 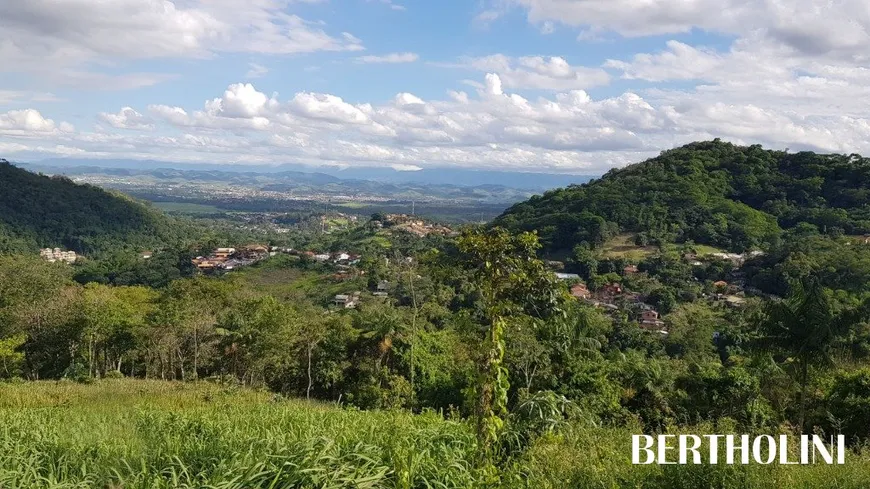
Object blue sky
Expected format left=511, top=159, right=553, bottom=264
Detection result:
left=1, top=0, right=869, bottom=174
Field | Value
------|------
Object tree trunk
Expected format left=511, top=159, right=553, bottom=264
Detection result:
left=798, top=361, right=808, bottom=433
left=306, top=343, right=314, bottom=400
left=89, top=335, right=95, bottom=378
left=177, top=347, right=186, bottom=381
left=193, top=327, right=199, bottom=381
left=408, top=266, right=417, bottom=404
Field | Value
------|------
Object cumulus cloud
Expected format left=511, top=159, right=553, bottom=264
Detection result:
left=7, top=66, right=870, bottom=171
left=451, top=54, right=610, bottom=91
left=207, top=83, right=280, bottom=118
left=7, top=61, right=870, bottom=172
left=289, top=92, right=370, bottom=124
left=0, top=109, right=72, bottom=134
left=98, top=107, right=154, bottom=130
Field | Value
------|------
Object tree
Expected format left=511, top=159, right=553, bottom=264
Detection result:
left=0, top=334, right=26, bottom=378
left=756, top=278, right=870, bottom=431
left=449, top=227, right=561, bottom=458
left=505, top=320, right=550, bottom=392
left=79, top=283, right=155, bottom=377
left=664, top=303, right=722, bottom=364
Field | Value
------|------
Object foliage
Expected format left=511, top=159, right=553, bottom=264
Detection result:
left=448, top=227, right=562, bottom=457
left=496, top=140, right=870, bottom=253
left=755, top=278, right=870, bottom=431
left=0, top=161, right=199, bottom=257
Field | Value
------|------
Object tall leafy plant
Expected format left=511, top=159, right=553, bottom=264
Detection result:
left=450, top=227, right=561, bottom=459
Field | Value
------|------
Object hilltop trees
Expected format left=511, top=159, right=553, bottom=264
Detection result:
left=0, top=162, right=199, bottom=257
left=496, top=140, right=870, bottom=253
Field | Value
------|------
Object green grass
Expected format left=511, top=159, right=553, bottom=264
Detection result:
left=596, top=236, right=727, bottom=262
left=0, top=380, right=477, bottom=489
left=600, top=234, right=658, bottom=262
left=152, top=202, right=223, bottom=214
left=236, top=258, right=366, bottom=304
left=359, top=234, right=393, bottom=249
left=335, top=202, right=369, bottom=210
left=691, top=244, right=728, bottom=256
left=3, top=380, right=870, bottom=488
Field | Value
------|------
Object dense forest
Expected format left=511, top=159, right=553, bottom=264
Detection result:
left=495, top=140, right=870, bottom=253
left=0, top=160, right=198, bottom=256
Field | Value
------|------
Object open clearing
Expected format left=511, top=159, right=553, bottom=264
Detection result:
left=599, top=234, right=658, bottom=261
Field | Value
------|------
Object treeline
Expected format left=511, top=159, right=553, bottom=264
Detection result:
left=495, top=140, right=870, bottom=252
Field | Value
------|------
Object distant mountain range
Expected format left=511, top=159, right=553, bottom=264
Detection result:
left=24, top=158, right=594, bottom=191
left=15, top=162, right=575, bottom=206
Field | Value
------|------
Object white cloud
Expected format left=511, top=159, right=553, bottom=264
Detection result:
left=496, top=0, right=870, bottom=61
left=246, top=63, right=269, bottom=79
left=0, top=109, right=72, bottom=134
left=356, top=52, right=419, bottom=64
left=147, top=105, right=193, bottom=127
left=207, top=83, right=280, bottom=118
left=289, top=92, right=370, bottom=124
left=605, top=41, right=726, bottom=82
left=7, top=5, right=870, bottom=178
left=98, top=107, right=154, bottom=130
left=10, top=68, right=870, bottom=172
left=453, top=54, right=611, bottom=91
left=0, top=0, right=364, bottom=86
left=380, top=0, right=406, bottom=11
left=0, top=91, right=62, bottom=105
left=391, top=164, right=422, bottom=171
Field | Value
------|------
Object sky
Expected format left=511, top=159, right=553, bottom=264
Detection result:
left=1, top=0, right=870, bottom=175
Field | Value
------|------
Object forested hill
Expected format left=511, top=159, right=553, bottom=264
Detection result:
left=0, top=159, right=194, bottom=256
left=494, top=140, right=870, bottom=253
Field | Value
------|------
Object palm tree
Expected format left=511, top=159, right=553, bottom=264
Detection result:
left=756, top=278, right=869, bottom=432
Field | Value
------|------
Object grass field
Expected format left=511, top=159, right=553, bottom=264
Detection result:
left=152, top=201, right=224, bottom=214
left=3, top=380, right=870, bottom=488
left=335, top=202, right=369, bottom=210
left=689, top=243, right=729, bottom=256
left=600, top=234, right=658, bottom=262
left=0, top=380, right=477, bottom=489
left=598, top=235, right=728, bottom=262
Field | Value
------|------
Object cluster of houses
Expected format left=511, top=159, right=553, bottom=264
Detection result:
left=699, top=250, right=765, bottom=266
left=563, top=279, right=667, bottom=334
left=39, top=247, right=78, bottom=264
left=556, top=251, right=756, bottom=335
left=333, top=291, right=362, bottom=309
left=374, top=214, right=456, bottom=238
left=192, top=244, right=270, bottom=271
left=853, top=234, right=870, bottom=245
left=192, top=245, right=365, bottom=273
left=333, top=281, right=391, bottom=310
left=296, top=250, right=361, bottom=266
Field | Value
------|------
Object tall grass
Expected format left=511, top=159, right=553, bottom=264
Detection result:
left=0, top=380, right=476, bottom=488
left=2, top=380, right=870, bottom=488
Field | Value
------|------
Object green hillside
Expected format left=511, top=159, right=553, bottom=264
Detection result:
left=0, top=159, right=195, bottom=256
left=495, top=140, right=870, bottom=253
